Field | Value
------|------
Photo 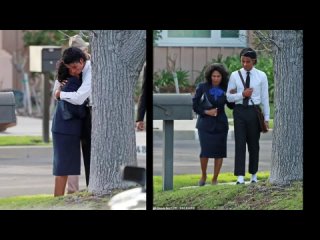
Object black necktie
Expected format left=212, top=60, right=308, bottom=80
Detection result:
left=243, top=71, right=250, bottom=107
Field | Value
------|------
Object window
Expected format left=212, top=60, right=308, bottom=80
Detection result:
left=168, top=30, right=211, bottom=38
left=156, top=30, right=247, bottom=47
left=221, top=30, right=239, bottom=38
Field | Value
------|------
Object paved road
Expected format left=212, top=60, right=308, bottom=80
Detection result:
left=0, top=116, right=146, bottom=198
left=0, top=146, right=146, bottom=198
left=153, top=139, right=272, bottom=176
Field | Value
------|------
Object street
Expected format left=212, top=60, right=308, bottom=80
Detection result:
left=0, top=146, right=146, bottom=198
left=153, top=139, right=272, bottom=175
left=0, top=116, right=146, bottom=198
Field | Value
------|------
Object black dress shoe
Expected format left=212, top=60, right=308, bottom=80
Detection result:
left=236, top=181, right=245, bottom=185
left=250, top=180, right=257, bottom=184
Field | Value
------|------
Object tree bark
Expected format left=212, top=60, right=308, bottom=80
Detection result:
left=89, top=30, right=146, bottom=194
left=270, top=30, right=303, bottom=185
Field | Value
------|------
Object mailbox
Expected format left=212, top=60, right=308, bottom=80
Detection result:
left=153, top=93, right=193, bottom=120
left=0, top=92, right=16, bottom=124
left=153, top=93, right=193, bottom=191
left=29, top=46, right=62, bottom=72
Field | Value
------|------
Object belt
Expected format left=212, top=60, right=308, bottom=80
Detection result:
left=235, top=104, right=260, bottom=108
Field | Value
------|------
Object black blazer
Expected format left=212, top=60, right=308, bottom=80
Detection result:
left=51, top=101, right=83, bottom=136
left=51, top=76, right=86, bottom=136
left=61, top=76, right=87, bottom=119
left=193, top=82, right=233, bottom=133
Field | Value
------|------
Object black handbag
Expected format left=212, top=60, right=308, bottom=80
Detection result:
left=200, top=92, right=213, bottom=110
left=59, top=100, right=87, bottom=120
left=237, top=71, right=268, bottom=133
left=60, top=101, right=73, bottom=120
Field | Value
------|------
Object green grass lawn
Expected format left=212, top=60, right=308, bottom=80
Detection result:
left=0, top=191, right=114, bottom=210
left=0, top=136, right=51, bottom=146
left=153, top=172, right=302, bottom=210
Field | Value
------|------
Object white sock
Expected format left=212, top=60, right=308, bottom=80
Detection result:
left=237, top=176, right=244, bottom=183
left=251, top=174, right=257, bottom=182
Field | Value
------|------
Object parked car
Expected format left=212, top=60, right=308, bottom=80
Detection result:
left=108, top=166, right=146, bottom=210
left=0, top=122, right=16, bottom=132
left=0, top=91, right=17, bottom=132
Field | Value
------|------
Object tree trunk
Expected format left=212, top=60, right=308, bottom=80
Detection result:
left=269, top=30, right=303, bottom=185
left=89, top=30, right=146, bottom=194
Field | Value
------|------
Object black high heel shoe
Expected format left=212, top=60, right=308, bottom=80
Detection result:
left=198, top=179, right=206, bottom=186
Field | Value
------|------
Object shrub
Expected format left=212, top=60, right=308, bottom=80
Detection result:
left=154, top=69, right=190, bottom=88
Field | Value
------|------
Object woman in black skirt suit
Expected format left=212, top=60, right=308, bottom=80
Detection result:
left=193, top=63, right=234, bottom=186
left=51, top=61, right=87, bottom=196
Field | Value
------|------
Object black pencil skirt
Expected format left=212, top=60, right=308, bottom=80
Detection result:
left=198, top=129, right=228, bottom=158
left=52, top=133, right=81, bottom=176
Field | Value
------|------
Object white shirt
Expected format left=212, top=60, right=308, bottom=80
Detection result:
left=53, top=60, right=92, bottom=105
left=226, top=67, right=270, bottom=121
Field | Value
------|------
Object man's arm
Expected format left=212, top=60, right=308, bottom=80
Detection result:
left=261, top=73, right=270, bottom=121
left=136, top=68, right=146, bottom=122
left=226, top=72, right=244, bottom=102
left=59, top=62, right=91, bottom=105
left=52, top=80, right=60, bottom=100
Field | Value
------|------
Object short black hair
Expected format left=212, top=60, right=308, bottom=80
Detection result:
left=205, top=63, right=229, bottom=91
left=240, top=48, right=257, bottom=64
left=57, top=61, right=70, bottom=82
left=62, top=47, right=87, bottom=64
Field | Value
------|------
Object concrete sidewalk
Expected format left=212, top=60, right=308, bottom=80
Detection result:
left=0, top=116, right=146, bottom=150
left=153, top=119, right=273, bottom=141
left=0, top=116, right=53, bottom=137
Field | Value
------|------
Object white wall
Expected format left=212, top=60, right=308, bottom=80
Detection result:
left=0, top=31, right=13, bottom=90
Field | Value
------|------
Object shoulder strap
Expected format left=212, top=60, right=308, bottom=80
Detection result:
left=238, top=70, right=246, bottom=88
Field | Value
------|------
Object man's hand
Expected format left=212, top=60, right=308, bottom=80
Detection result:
left=205, top=108, right=218, bottom=117
left=136, top=121, right=144, bottom=131
left=242, top=88, right=253, bottom=98
left=265, top=121, right=269, bottom=130
left=229, top=88, right=237, bottom=94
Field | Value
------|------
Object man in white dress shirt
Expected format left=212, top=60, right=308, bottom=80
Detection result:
left=54, top=46, right=92, bottom=192
left=226, top=48, right=270, bottom=184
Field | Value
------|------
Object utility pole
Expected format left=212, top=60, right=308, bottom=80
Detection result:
left=42, top=72, right=50, bottom=143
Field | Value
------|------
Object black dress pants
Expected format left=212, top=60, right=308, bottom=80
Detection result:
left=233, top=105, right=261, bottom=176
left=81, top=107, right=92, bottom=186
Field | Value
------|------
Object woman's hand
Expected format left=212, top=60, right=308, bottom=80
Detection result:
left=205, top=108, right=218, bottom=117
left=229, top=88, right=237, bottom=94
left=55, top=89, right=61, bottom=99
left=59, top=80, right=68, bottom=89
left=136, top=121, right=144, bottom=131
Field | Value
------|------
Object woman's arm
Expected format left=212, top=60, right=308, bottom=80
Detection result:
left=226, top=72, right=244, bottom=102
left=226, top=100, right=235, bottom=109
left=225, top=89, right=236, bottom=109
left=192, top=84, right=206, bottom=117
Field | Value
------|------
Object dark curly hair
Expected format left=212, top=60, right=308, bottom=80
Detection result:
left=205, top=63, right=229, bottom=91
left=56, top=60, right=71, bottom=83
